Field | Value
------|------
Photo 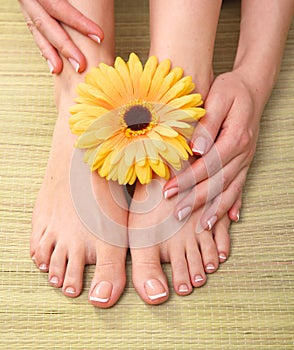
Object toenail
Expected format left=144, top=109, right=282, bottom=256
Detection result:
left=65, top=287, right=76, bottom=295
left=195, top=275, right=204, bottom=283
left=178, top=284, right=189, bottom=293
left=90, top=281, right=112, bottom=303
left=39, top=263, right=48, bottom=271
left=31, top=255, right=36, bottom=261
left=49, top=276, right=59, bottom=285
left=235, top=211, right=240, bottom=223
left=177, top=206, right=192, bottom=221
left=219, top=253, right=227, bottom=261
left=145, top=279, right=167, bottom=301
left=206, top=263, right=215, bottom=271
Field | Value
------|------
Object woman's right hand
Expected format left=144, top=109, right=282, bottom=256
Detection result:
left=18, top=0, right=104, bottom=74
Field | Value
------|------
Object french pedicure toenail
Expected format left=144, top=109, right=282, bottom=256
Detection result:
left=178, top=206, right=192, bottom=221
left=88, top=34, right=101, bottom=44
left=90, top=281, right=112, bottom=303
left=207, top=215, right=217, bottom=230
left=195, top=275, right=204, bottom=283
left=178, top=284, right=189, bottom=293
left=39, top=263, right=48, bottom=271
left=31, top=255, right=36, bottom=261
left=49, top=276, right=59, bottom=285
left=219, top=253, right=227, bottom=261
left=65, top=287, right=76, bottom=295
left=68, top=58, right=80, bottom=72
left=235, top=211, right=240, bottom=223
left=145, top=279, right=167, bottom=301
left=163, top=187, right=178, bottom=199
left=206, top=263, right=215, bottom=271
left=46, top=59, right=54, bottom=74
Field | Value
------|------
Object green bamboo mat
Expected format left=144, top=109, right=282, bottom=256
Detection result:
left=0, top=1, right=293, bottom=349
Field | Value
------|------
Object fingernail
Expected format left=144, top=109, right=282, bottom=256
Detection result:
left=65, top=287, right=76, bottom=295
left=178, top=284, right=189, bottom=293
left=49, top=276, right=59, bottom=285
left=90, top=281, right=112, bottom=303
left=88, top=34, right=101, bottom=44
left=164, top=187, right=178, bottom=199
left=235, top=211, right=240, bottom=223
left=192, top=136, right=207, bottom=155
left=206, top=263, right=215, bottom=271
left=68, top=58, right=80, bottom=73
left=177, top=206, right=192, bottom=221
left=194, top=275, right=204, bottom=283
left=145, top=279, right=167, bottom=301
left=218, top=253, right=227, bottom=261
left=207, top=215, right=217, bottom=230
left=39, top=263, right=48, bottom=271
left=46, top=59, right=54, bottom=74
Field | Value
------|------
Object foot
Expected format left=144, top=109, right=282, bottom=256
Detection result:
left=128, top=177, right=230, bottom=305
left=31, top=81, right=128, bottom=309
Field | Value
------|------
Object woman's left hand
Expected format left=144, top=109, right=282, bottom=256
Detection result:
left=163, top=70, right=263, bottom=230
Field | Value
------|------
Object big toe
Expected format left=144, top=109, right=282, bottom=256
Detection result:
left=89, top=243, right=127, bottom=309
left=131, top=246, right=169, bottom=305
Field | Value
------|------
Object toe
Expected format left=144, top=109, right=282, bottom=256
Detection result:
left=33, top=231, right=55, bottom=272
left=213, top=215, right=231, bottom=263
left=89, top=243, right=127, bottom=308
left=185, top=238, right=207, bottom=288
left=48, top=243, right=67, bottom=288
left=131, top=246, right=169, bottom=305
left=169, top=243, right=192, bottom=296
left=197, top=230, right=219, bottom=274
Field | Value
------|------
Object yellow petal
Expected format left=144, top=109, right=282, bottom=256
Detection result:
left=124, top=141, right=137, bottom=166
left=114, top=56, right=134, bottom=99
left=143, top=138, right=159, bottom=163
left=168, top=94, right=203, bottom=109
left=127, top=53, right=143, bottom=99
left=149, top=159, right=167, bottom=178
left=147, top=59, right=171, bottom=100
left=154, top=125, right=178, bottom=137
left=159, top=76, right=193, bottom=104
left=139, top=55, right=158, bottom=100
left=154, top=67, right=184, bottom=101
left=135, top=140, right=147, bottom=166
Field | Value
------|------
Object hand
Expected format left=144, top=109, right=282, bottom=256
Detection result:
left=19, top=0, right=104, bottom=74
left=163, top=70, right=263, bottom=230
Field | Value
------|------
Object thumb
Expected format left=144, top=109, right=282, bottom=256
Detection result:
left=191, top=86, right=232, bottom=155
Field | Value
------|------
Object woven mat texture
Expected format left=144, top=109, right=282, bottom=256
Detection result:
left=0, top=1, right=293, bottom=349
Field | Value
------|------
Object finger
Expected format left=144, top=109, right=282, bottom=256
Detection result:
left=191, top=85, right=233, bottom=155
left=21, top=0, right=86, bottom=72
left=198, top=169, right=247, bottom=232
left=38, top=0, right=104, bottom=43
left=26, top=19, right=63, bottom=74
left=174, top=156, right=248, bottom=222
left=228, top=193, right=242, bottom=222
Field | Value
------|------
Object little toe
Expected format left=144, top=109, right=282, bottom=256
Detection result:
left=131, top=246, right=169, bottom=305
left=213, top=216, right=231, bottom=263
left=169, top=244, right=192, bottom=296
left=197, top=230, right=219, bottom=274
left=185, top=239, right=207, bottom=288
left=89, top=244, right=127, bottom=309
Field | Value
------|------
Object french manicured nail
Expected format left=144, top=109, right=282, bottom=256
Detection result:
left=145, top=279, right=167, bottom=301
left=219, top=253, right=227, bottom=261
left=65, top=287, right=76, bottom=295
left=46, top=59, right=54, bottom=74
left=192, top=136, right=207, bottom=155
left=39, top=263, right=48, bottom=271
left=178, top=206, right=192, bottom=221
left=195, top=275, right=204, bottom=283
left=164, top=187, right=178, bottom=199
left=235, top=211, right=240, bottom=223
left=206, top=263, right=215, bottom=271
left=207, top=215, right=217, bottom=230
left=68, top=58, right=80, bottom=72
left=90, top=281, right=112, bottom=303
left=49, top=276, right=59, bottom=285
left=88, top=34, right=101, bottom=44
left=178, top=284, right=189, bottom=293
left=31, top=255, right=36, bottom=261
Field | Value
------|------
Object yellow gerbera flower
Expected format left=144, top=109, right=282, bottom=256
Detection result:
left=69, top=53, right=205, bottom=185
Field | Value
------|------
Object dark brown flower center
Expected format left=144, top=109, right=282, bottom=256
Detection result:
left=124, top=105, right=152, bottom=131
